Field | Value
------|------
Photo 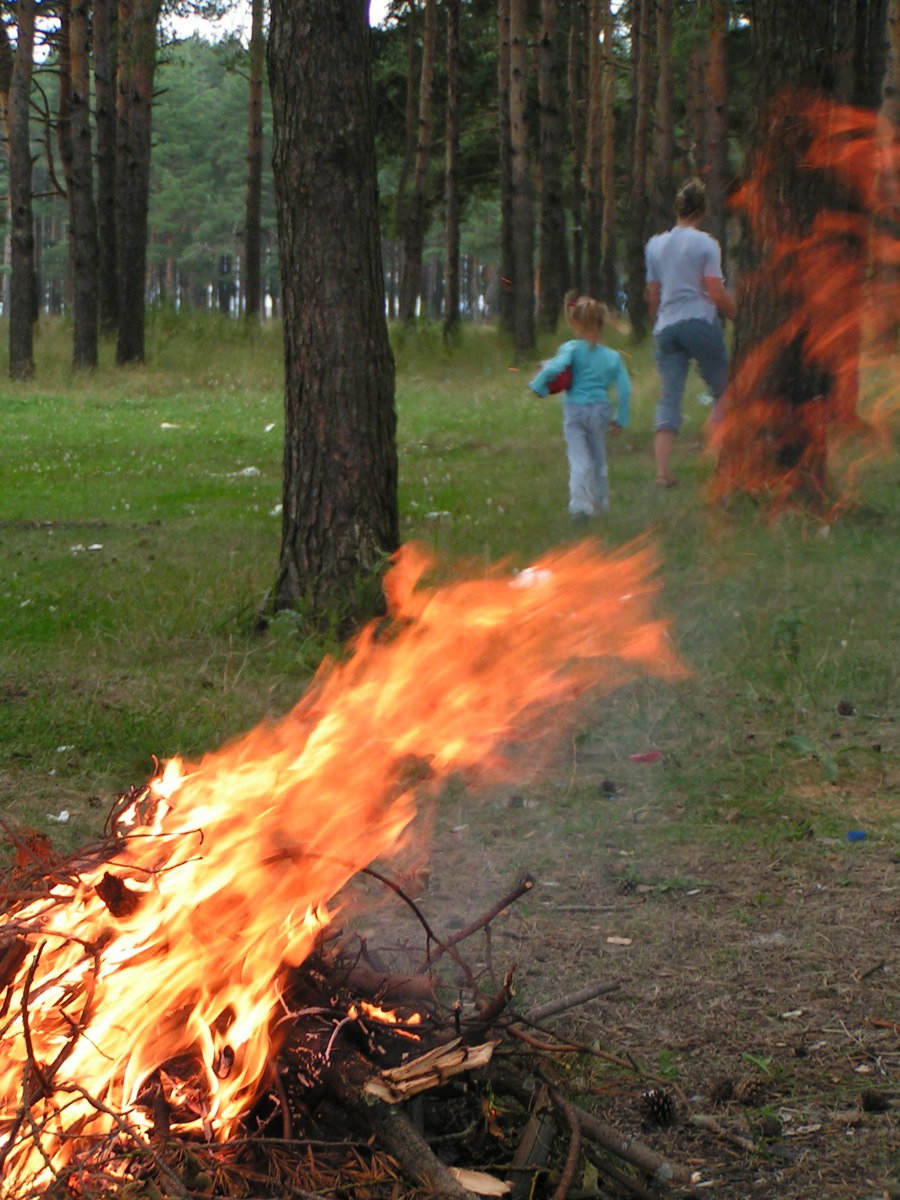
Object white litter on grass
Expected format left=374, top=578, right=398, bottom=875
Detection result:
left=269, top=503, right=283, bottom=517
left=264, top=423, right=276, bottom=432
left=47, top=810, right=70, bottom=824
left=160, top=422, right=180, bottom=429
left=230, top=466, right=260, bottom=477
left=425, top=510, right=451, bottom=520
left=512, top=567, right=553, bottom=589
left=70, top=545, right=84, bottom=555
left=56, top=745, right=74, bottom=753
left=87, top=544, right=103, bottom=552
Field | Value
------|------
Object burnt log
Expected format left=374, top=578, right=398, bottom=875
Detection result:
left=324, top=1045, right=479, bottom=1199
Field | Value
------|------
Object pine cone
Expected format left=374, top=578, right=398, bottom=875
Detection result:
left=640, top=1087, right=677, bottom=1125
left=709, top=1076, right=734, bottom=1105
left=734, top=1075, right=767, bottom=1106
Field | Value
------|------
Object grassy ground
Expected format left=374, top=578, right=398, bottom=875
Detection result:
left=1, top=314, right=898, bottom=1197
left=2, top=314, right=896, bottom=853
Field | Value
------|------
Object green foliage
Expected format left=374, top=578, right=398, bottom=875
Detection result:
left=150, top=35, right=277, bottom=301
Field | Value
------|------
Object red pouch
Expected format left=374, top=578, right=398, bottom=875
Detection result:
left=547, top=366, right=572, bottom=394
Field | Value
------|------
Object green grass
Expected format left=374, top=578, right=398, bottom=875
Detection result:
left=1, top=314, right=898, bottom=861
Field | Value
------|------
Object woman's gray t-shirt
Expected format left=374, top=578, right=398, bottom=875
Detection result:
left=645, top=225, right=724, bottom=333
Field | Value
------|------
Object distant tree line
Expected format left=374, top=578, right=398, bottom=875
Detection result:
left=0, top=0, right=896, bottom=383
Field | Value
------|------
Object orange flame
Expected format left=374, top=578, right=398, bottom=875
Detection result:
left=0, top=540, right=681, bottom=1194
left=712, top=92, right=900, bottom=511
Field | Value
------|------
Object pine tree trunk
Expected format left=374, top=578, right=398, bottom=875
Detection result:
left=705, top=0, right=729, bottom=259
left=70, top=0, right=99, bottom=366
left=537, top=0, right=568, bottom=331
left=243, top=0, right=264, bottom=322
left=687, top=47, right=706, bottom=175
left=394, top=1, right=418, bottom=320
left=509, top=0, right=534, bottom=355
left=625, top=0, right=650, bottom=337
left=585, top=0, right=602, bottom=297
left=115, top=0, right=162, bottom=363
left=94, top=0, right=118, bottom=334
left=8, top=0, right=36, bottom=379
left=651, top=0, right=674, bottom=232
left=568, top=0, right=587, bottom=294
left=268, top=0, right=398, bottom=626
left=882, top=0, right=900, bottom=124
left=599, top=0, right=617, bottom=307
left=443, top=0, right=461, bottom=337
left=873, top=0, right=900, bottom=350
left=719, top=0, right=886, bottom=507
left=56, top=0, right=74, bottom=219
left=0, top=23, right=10, bottom=324
left=497, top=0, right=515, bottom=331
left=399, top=0, right=437, bottom=321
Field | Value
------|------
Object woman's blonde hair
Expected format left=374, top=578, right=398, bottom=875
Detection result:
left=565, top=295, right=607, bottom=344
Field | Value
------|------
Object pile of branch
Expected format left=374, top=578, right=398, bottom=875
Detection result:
left=1, top=821, right=708, bottom=1200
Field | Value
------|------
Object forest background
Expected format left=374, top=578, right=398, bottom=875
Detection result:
left=0, top=0, right=750, bottom=348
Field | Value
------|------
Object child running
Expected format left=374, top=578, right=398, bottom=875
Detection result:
left=529, top=295, right=631, bottom=523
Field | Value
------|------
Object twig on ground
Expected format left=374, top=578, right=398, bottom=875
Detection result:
left=419, top=875, right=534, bottom=969
left=690, top=1112, right=757, bottom=1153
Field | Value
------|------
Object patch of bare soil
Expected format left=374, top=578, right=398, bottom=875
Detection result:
left=355, top=781, right=900, bottom=1200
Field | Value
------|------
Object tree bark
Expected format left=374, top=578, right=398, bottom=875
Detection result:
left=536, top=0, right=568, bottom=331
left=243, top=0, right=265, bottom=322
left=651, top=0, right=674, bottom=232
left=497, top=0, right=515, bottom=330
left=705, top=0, right=730, bottom=259
left=625, top=0, right=650, bottom=336
left=443, top=0, right=461, bottom=337
left=717, top=0, right=886, bottom=507
left=399, top=0, right=437, bottom=321
left=585, top=0, right=602, bottom=297
left=509, top=0, right=534, bottom=355
left=883, top=0, right=900, bottom=125
left=599, top=0, right=617, bottom=307
left=269, top=0, right=399, bottom=626
left=94, top=0, right=118, bottom=334
left=8, top=0, right=36, bottom=380
left=69, top=0, right=99, bottom=366
left=568, top=0, right=587, bottom=294
left=115, top=0, right=162, bottom=364
left=393, top=1, right=419, bottom=322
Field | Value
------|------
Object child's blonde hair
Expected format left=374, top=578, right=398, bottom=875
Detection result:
left=565, top=295, right=608, bottom=345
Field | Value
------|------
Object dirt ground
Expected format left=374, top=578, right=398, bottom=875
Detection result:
left=351, top=767, right=900, bottom=1200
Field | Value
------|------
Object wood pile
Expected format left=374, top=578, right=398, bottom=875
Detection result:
left=0, top=819, right=705, bottom=1200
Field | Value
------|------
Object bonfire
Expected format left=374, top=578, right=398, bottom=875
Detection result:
left=0, top=541, right=695, bottom=1199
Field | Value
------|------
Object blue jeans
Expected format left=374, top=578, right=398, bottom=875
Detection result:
left=653, top=318, right=729, bottom=433
left=562, top=402, right=611, bottom=516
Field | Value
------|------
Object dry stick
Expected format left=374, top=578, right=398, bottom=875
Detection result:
left=583, top=1148, right=658, bottom=1200
left=521, top=980, right=620, bottom=1025
left=548, top=1090, right=581, bottom=1200
left=362, top=865, right=480, bottom=1000
left=419, top=875, right=535, bottom=969
left=506, top=1011, right=640, bottom=1074
left=59, top=1081, right=191, bottom=1199
left=689, top=1112, right=756, bottom=1153
left=506, top=1084, right=554, bottom=1200
left=325, top=1047, right=477, bottom=1200
left=507, top=1026, right=579, bottom=1052
left=0, top=818, right=64, bottom=888
left=490, top=1063, right=697, bottom=1191
left=573, top=1101, right=700, bottom=1189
